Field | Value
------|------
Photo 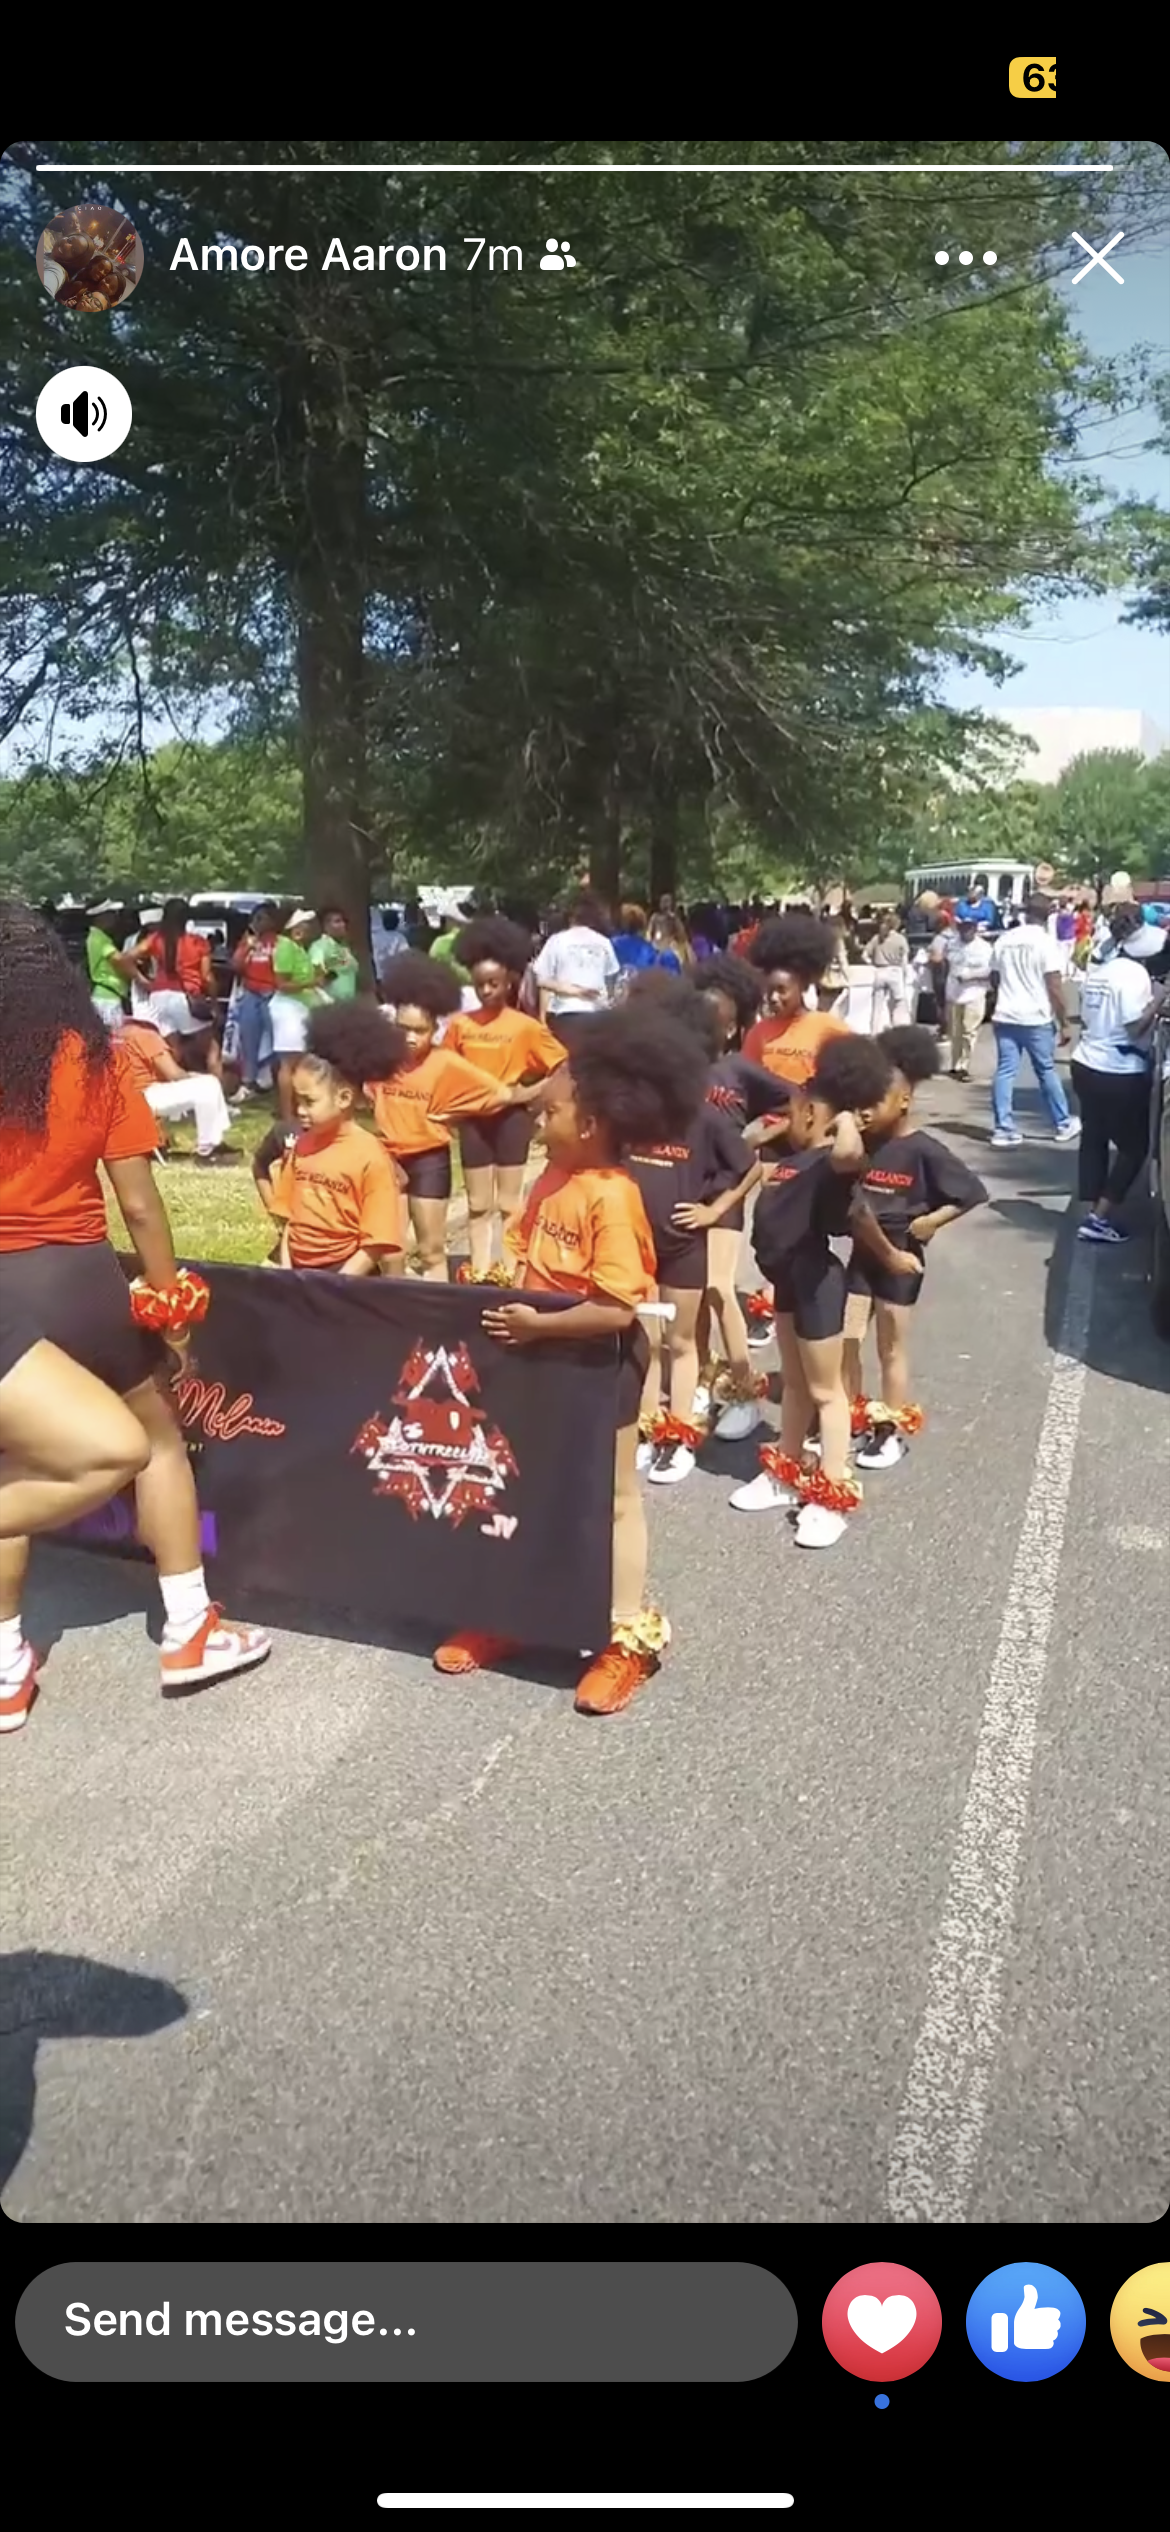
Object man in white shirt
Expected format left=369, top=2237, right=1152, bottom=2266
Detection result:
left=943, top=917, right=994, bottom=1079
left=989, top=894, right=1080, bottom=1148
left=531, top=892, right=620, bottom=1049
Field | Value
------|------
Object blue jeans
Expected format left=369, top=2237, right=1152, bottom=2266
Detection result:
left=235, top=987, right=274, bottom=1084
left=991, top=1021, right=1070, bottom=1132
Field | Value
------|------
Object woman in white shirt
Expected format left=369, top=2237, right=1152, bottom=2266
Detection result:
left=1072, top=906, right=1167, bottom=1244
left=531, top=892, right=620, bottom=1051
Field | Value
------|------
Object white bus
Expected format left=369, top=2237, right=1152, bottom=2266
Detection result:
left=905, top=858, right=1035, bottom=916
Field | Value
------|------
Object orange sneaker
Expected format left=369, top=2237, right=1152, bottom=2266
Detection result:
left=160, top=1605, right=271, bottom=1696
left=0, top=1643, right=40, bottom=1734
left=573, top=1640, right=660, bottom=1716
left=433, top=1631, right=520, bottom=1676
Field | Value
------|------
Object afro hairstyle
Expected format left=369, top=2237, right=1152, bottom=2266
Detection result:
left=749, top=910, right=838, bottom=985
left=807, top=1034, right=896, bottom=1113
left=621, top=964, right=721, bottom=1059
left=379, top=948, right=462, bottom=1018
left=878, top=1024, right=942, bottom=1087
left=453, top=914, right=534, bottom=975
left=694, top=951, right=763, bottom=1038
left=567, top=1001, right=712, bottom=1149
left=304, top=1000, right=406, bottom=1085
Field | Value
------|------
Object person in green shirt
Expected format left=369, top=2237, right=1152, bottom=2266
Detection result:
left=429, top=914, right=472, bottom=990
left=271, top=909, right=328, bottom=1121
left=85, top=909, right=136, bottom=1028
left=309, top=905, right=360, bottom=1003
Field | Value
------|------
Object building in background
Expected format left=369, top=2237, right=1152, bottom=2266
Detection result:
left=991, top=707, right=1169, bottom=785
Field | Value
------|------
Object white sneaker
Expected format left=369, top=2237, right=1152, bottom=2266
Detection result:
left=730, top=1469, right=798, bottom=1511
left=648, top=1441, right=695, bottom=1485
left=990, top=1129, right=1023, bottom=1148
left=636, top=1438, right=655, bottom=1473
left=794, top=1503, right=847, bottom=1549
left=712, top=1397, right=763, bottom=1442
left=854, top=1428, right=908, bottom=1470
left=1053, top=1118, right=1081, bottom=1143
left=746, top=1324, right=773, bottom=1350
left=692, top=1382, right=711, bottom=1421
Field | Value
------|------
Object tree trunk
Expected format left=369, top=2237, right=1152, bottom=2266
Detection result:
left=277, top=349, right=374, bottom=982
left=587, top=779, right=622, bottom=916
left=648, top=776, right=680, bottom=910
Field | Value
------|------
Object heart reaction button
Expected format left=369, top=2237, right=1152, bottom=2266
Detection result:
left=823, top=2264, right=942, bottom=2382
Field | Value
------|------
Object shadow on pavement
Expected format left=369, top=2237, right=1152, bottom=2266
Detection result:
left=0, top=1949, right=187, bottom=2200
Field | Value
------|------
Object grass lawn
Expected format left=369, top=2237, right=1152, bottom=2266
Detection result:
left=104, top=1096, right=468, bottom=1267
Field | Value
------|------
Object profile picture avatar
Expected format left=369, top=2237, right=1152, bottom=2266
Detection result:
left=36, top=203, right=143, bottom=310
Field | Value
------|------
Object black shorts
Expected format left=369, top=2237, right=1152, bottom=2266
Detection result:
left=710, top=1200, right=745, bottom=1238
left=771, top=1250, right=847, bottom=1342
left=0, top=1297, right=38, bottom=1388
left=458, top=1106, right=532, bottom=1171
left=399, top=1146, right=453, bottom=1201
left=617, top=1322, right=651, bottom=1428
left=0, top=1241, right=162, bottom=1396
left=650, top=1234, right=708, bottom=1293
left=846, top=1239, right=925, bottom=1309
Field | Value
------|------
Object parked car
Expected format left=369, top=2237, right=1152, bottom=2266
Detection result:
left=1151, top=1006, right=1170, bottom=1339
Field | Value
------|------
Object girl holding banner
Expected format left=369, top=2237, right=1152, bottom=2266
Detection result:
left=432, top=999, right=710, bottom=1716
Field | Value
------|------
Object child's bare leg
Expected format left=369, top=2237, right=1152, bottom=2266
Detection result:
left=611, top=1420, right=649, bottom=1625
left=411, top=1195, right=450, bottom=1283
left=775, top=1314, right=812, bottom=1460
left=842, top=1291, right=872, bottom=1402
left=462, top=1164, right=495, bottom=1277
left=662, top=1286, right=701, bottom=1422
left=797, top=1333, right=851, bottom=1482
left=641, top=1297, right=663, bottom=1423
left=707, top=1225, right=750, bottom=1377
left=874, top=1301, right=912, bottom=1409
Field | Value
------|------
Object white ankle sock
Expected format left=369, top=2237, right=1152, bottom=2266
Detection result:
left=159, top=1567, right=211, bottom=1643
left=0, top=1614, right=27, bottom=1686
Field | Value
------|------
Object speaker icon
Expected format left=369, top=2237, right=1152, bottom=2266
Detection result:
left=61, top=388, right=108, bottom=437
left=36, top=365, right=132, bottom=461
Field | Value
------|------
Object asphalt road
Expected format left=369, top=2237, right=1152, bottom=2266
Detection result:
left=4, top=1045, right=1168, bottom=2224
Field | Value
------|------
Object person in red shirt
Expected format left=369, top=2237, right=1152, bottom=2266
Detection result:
left=432, top=999, right=709, bottom=1718
left=263, top=1004, right=406, bottom=1274
left=0, top=900, right=270, bottom=1731
left=444, top=917, right=565, bottom=1275
left=229, top=899, right=280, bottom=1091
left=133, top=897, right=222, bottom=1080
left=370, top=951, right=538, bottom=1280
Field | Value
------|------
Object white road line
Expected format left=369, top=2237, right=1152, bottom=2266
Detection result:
left=886, top=1239, right=1094, bottom=2223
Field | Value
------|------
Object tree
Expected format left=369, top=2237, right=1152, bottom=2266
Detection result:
left=2, top=139, right=1163, bottom=927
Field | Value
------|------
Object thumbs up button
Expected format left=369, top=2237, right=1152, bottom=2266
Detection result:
left=967, top=2265, right=1085, bottom=2381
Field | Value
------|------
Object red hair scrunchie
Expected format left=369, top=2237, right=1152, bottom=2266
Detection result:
left=129, top=1268, right=210, bottom=1336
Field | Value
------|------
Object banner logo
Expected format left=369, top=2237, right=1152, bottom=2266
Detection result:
left=352, top=1341, right=519, bottom=1530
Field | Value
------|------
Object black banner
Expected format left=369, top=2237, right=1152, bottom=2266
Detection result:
left=51, top=1268, right=619, bottom=1653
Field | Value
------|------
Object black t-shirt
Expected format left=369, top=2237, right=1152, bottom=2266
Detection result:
left=751, top=1146, right=857, bottom=1284
left=858, top=1130, right=987, bottom=1241
left=705, top=1054, right=790, bottom=1129
left=626, top=1105, right=752, bottom=1266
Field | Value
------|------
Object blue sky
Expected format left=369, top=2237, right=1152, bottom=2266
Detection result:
left=941, top=225, right=1170, bottom=725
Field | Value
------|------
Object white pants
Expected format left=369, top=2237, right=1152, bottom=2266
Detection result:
left=145, top=1075, right=232, bottom=1154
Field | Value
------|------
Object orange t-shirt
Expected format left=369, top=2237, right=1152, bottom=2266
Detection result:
left=504, top=1164, right=656, bottom=1308
left=0, top=1032, right=160, bottom=1252
left=268, top=1120, right=405, bottom=1269
left=741, top=1010, right=851, bottom=1086
left=367, top=1045, right=506, bottom=1156
left=144, top=931, right=208, bottom=995
left=443, top=1005, right=565, bottom=1087
left=117, top=1020, right=173, bottom=1094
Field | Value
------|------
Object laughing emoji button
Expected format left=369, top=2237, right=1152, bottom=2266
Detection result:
left=1109, top=2264, right=1170, bottom=2380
